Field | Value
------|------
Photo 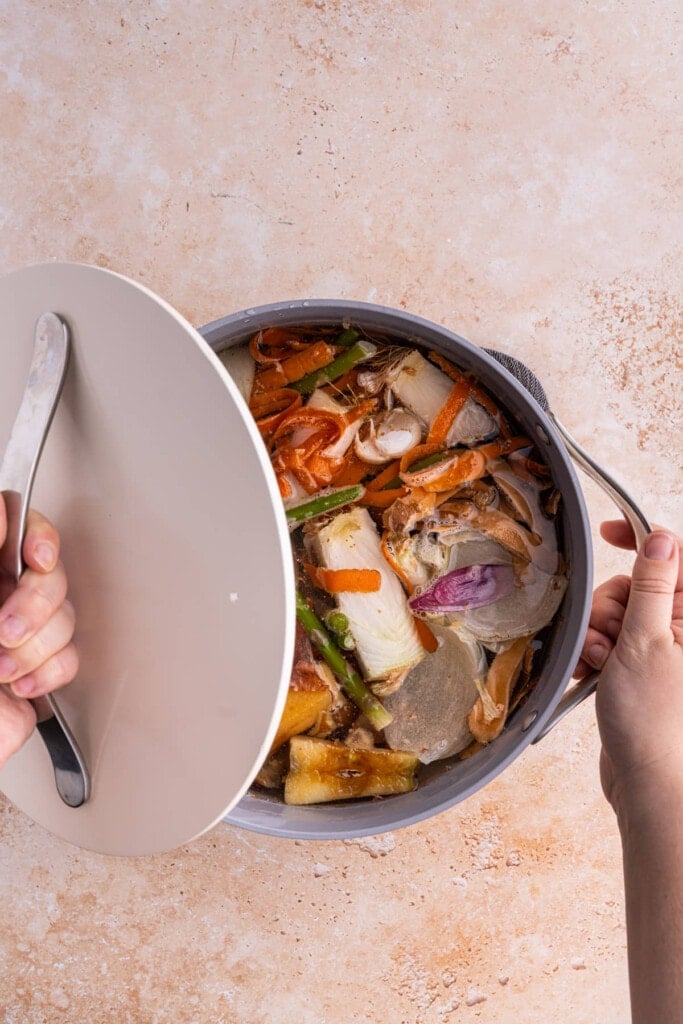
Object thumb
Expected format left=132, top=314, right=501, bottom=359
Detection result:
left=621, top=531, right=679, bottom=642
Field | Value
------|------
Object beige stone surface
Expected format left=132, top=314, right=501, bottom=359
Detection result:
left=0, top=1, right=681, bottom=1021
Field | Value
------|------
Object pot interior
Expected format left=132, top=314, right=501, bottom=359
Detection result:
left=200, top=300, right=593, bottom=840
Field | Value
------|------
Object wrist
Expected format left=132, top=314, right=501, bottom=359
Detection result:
left=612, top=770, right=683, bottom=844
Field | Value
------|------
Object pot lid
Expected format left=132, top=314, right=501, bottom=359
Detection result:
left=0, top=262, right=295, bottom=855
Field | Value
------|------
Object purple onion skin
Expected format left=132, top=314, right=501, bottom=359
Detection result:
left=409, top=564, right=515, bottom=614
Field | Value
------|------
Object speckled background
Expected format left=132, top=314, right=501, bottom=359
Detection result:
left=1, top=1, right=681, bottom=1021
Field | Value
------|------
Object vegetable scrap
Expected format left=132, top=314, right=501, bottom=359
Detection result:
left=236, top=325, right=567, bottom=805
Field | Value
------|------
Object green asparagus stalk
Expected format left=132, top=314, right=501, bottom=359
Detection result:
left=293, top=340, right=377, bottom=395
left=335, top=327, right=360, bottom=347
left=285, top=484, right=365, bottom=527
left=295, top=590, right=393, bottom=730
left=324, top=609, right=356, bottom=650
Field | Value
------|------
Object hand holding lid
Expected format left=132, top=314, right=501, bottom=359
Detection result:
left=0, top=312, right=90, bottom=807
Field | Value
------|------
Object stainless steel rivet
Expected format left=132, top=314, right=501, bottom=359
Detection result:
left=521, top=710, right=539, bottom=731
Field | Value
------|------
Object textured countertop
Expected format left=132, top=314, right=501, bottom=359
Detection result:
left=1, top=2, right=681, bottom=1022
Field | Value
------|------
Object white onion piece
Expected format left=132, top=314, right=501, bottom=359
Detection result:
left=390, top=349, right=453, bottom=427
left=456, top=561, right=568, bottom=647
left=218, top=344, right=256, bottom=403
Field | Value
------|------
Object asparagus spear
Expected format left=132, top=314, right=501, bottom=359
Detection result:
left=293, top=340, right=377, bottom=395
left=295, top=590, right=393, bottom=730
left=324, top=609, right=356, bottom=650
left=335, top=327, right=360, bottom=347
left=285, top=484, right=365, bottom=527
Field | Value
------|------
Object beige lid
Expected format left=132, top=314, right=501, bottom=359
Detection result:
left=0, top=263, right=294, bottom=855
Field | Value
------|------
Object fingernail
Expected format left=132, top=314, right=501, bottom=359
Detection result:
left=0, top=653, right=18, bottom=679
left=587, top=643, right=609, bottom=668
left=0, top=614, right=27, bottom=644
left=644, top=532, right=675, bottom=561
left=12, top=677, right=36, bottom=698
left=34, top=542, right=57, bottom=571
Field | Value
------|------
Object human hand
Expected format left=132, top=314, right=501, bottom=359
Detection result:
left=574, top=520, right=683, bottom=824
left=0, top=501, right=78, bottom=769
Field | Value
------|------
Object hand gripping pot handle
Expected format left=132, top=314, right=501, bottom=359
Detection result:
left=483, top=349, right=652, bottom=744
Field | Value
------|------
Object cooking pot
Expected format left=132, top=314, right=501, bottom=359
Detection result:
left=0, top=264, right=638, bottom=855
left=201, top=300, right=595, bottom=840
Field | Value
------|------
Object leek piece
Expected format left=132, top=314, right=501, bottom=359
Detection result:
left=312, top=507, right=425, bottom=681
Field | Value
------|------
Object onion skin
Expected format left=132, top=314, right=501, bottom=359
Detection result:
left=409, top=564, right=516, bottom=614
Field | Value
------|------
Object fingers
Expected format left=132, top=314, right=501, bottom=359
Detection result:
left=587, top=575, right=630, bottom=637
left=0, top=687, right=36, bottom=768
left=600, top=519, right=683, bottom=593
left=574, top=575, right=630, bottom=678
left=0, top=506, right=77, bottom=766
left=0, top=561, right=68, bottom=649
left=600, top=519, right=638, bottom=550
left=575, top=626, right=616, bottom=679
left=9, top=642, right=80, bottom=700
left=621, top=531, right=680, bottom=645
left=22, top=508, right=60, bottom=573
left=0, top=600, right=76, bottom=689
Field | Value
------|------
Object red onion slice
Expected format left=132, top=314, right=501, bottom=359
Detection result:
left=409, top=564, right=515, bottom=614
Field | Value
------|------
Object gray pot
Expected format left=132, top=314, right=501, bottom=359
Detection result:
left=200, top=300, right=594, bottom=840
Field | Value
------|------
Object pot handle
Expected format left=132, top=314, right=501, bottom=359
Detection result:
left=531, top=671, right=599, bottom=743
left=483, top=347, right=652, bottom=549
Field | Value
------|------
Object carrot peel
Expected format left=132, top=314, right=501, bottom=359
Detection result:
left=305, top=565, right=382, bottom=594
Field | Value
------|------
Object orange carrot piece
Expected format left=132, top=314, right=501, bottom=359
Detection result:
left=413, top=616, right=439, bottom=653
left=283, top=341, right=336, bottom=381
left=333, top=454, right=370, bottom=487
left=249, top=328, right=308, bottom=364
left=398, top=442, right=443, bottom=478
left=324, top=368, right=358, bottom=393
left=277, top=473, right=293, bottom=499
left=252, top=364, right=287, bottom=393
left=427, top=381, right=470, bottom=445
left=428, top=351, right=511, bottom=435
left=477, top=435, right=530, bottom=461
left=256, top=341, right=337, bottom=391
left=359, top=487, right=408, bottom=508
left=420, top=450, right=486, bottom=492
left=249, top=388, right=303, bottom=437
left=364, top=459, right=403, bottom=492
left=304, top=564, right=382, bottom=594
left=271, top=406, right=345, bottom=441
